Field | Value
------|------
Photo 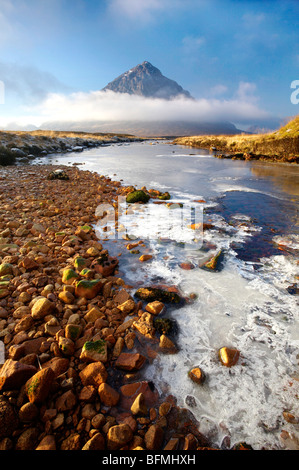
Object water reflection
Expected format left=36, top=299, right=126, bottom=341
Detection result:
left=250, top=161, right=299, bottom=198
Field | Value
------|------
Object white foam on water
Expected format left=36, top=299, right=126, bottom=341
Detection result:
left=70, top=142, right=299, bottom=449
left=131, top=204, right=299, bottom=450
left=156, top=153, right=212, bottom=158
left=143, top=250, right=299, bottom=449
left=214, top=183, right=292, bottom=201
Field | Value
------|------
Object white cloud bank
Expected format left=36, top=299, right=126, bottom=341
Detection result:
left=0, top=86, right=272, bottom=129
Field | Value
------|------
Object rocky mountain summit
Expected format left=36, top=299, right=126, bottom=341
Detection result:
left=102, top=61, right=192, bottom=99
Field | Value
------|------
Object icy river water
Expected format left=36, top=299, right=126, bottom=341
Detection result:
left=42, top=140, right=299, bottom=450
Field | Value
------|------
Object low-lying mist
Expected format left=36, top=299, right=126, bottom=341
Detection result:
left=0, top=89, right=274, bottom=132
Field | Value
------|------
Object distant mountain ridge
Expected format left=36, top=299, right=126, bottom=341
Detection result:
left=102, top=61, right=192, bottom=99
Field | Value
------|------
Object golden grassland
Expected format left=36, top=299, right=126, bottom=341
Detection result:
left=173, top=115, right=299, bottom=163
left=0, top=129, right=137, bottom=144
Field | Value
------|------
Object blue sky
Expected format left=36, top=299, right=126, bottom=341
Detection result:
left=0, top=0, right=298, bottom=131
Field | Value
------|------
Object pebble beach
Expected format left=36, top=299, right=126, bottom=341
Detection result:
left=0, top=163, right=221, bottom=451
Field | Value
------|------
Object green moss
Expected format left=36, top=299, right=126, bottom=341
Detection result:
left=79, top=225, right=92, bottom=232
left=76, top=279, right=100, bottom=289
left=126, top=190, right=150, bottom=204
left=154, top=318, right=174, bottom=335
left=134, top=287, right=182, bottom=304
left=83, top=339, right=106, bottom=354
left=157, top=192, right=171, bottom=200
left=62, top=268, right=79, bottom=283
left=0, top=263, right=13, bottom=276
left=67, top=325, right=81, bottom=341
left=80, top=268, right=93, bottom=278
left=74, top=257, right=88, bottom=270
left=201, top=250, right=224, bottom=272
left=26, top=377, right=39, bottom=397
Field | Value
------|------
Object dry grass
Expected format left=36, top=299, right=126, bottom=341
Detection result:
left=0, top=129, right=136, bottom=141
left=173, top=115, right=299, bottom=163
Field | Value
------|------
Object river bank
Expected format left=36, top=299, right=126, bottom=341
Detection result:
left=0, top=130, right=145, bottom=166
left=0, top=163, right=223, bottom=451
left=172, top=117, right=299, bottom=163
left=1, top=141, right=298, bottom=451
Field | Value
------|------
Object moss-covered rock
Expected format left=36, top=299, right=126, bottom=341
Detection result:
left=73, top=257, right=89, bottom=271
left=0, top=263, right=13, bottom=277
left=47, top=169, right=69, bottom=180
left=80, top=340, right=108, bottom=363
left=200, top=250, right=224, bottom=272
left=80, top=268, right=94, bottom=279
left=65, top=324, right=82, bottom=341
left=157, top=192, right=171, bottom=200
left=62, top=268, right=79, bottom=285
left=153, top=317, right=174, bottom=335
left=75, top=279, right=103, bottom=299
left=134, top=287, right=182, bottom=304
left=126, top=190, right=150, bottom=204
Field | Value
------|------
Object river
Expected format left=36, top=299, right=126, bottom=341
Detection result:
left=41, top=140, right=299, bottom=449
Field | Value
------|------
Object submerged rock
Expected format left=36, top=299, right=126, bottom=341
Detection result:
left=200, top=250, right=224, bottom=272
left=218, top=347, right=240, bottom=367
left=154, top=317, right=175, bottom=335
left=188, top=367, right=205, bottom=385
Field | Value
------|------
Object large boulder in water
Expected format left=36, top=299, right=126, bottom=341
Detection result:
left=126, top=190, right=150, bottom=204
left=135, top=287, right=182, bottom=304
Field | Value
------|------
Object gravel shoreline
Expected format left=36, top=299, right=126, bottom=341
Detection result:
left=0, top=164, right=223, bottom=451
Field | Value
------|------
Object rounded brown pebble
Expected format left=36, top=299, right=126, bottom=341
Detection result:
left=15, top=427, right=39, bottom=450
left=218, top=347, right=240, bottom=367
left=19, top=402, right=39, bottom=422
left=188, top=367, right=205, bottom=384
left=107, top=424, right=133, bottom=450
